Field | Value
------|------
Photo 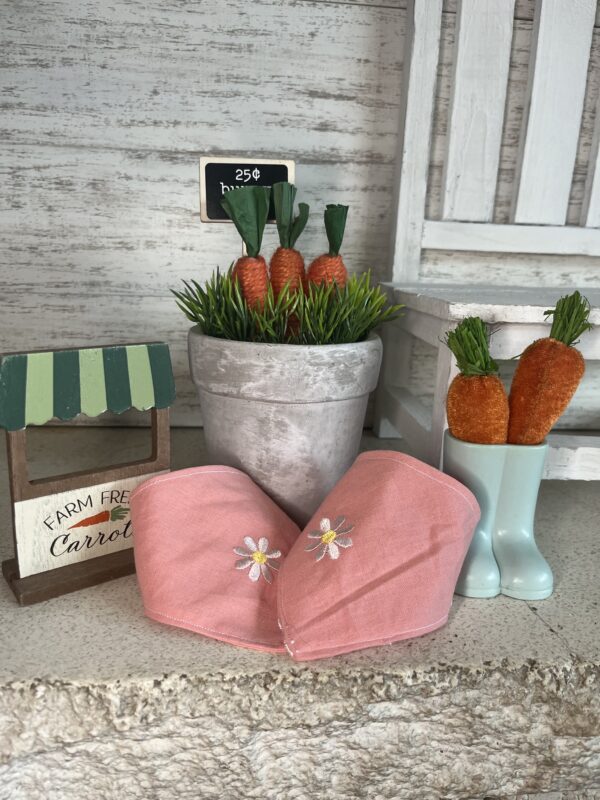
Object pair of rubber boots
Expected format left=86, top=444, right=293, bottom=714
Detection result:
left=443, top=430, right=553, bottom=600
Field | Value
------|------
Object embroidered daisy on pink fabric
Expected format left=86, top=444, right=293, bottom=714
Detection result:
left=234, top=536, right=282, bottom=583
left=305, top=516, right=354, bottom=561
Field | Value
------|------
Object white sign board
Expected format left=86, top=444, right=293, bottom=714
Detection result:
left=14, top=473, right=162, bottom=578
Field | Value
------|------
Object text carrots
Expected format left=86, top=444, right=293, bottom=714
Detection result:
left=69, top=505, right=129, bottom=529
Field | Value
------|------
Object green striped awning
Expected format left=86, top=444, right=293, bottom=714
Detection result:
left=0, top=343, right=175, bottom=431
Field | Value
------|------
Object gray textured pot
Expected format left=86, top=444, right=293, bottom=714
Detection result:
left=188, top=329, right=383, bottom=525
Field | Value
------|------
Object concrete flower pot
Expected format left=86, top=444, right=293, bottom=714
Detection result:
left=188, top=329, right=382, bottom=525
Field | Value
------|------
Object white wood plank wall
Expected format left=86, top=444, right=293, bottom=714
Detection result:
left=511, top=0, right=596, bottom=225
left=2, top=0, right=600, bottom=425
left=441, top=0, right=515, bottom=222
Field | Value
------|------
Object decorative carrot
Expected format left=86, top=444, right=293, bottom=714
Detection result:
left=69, top=506, right=129, bottom=529
left=270, top=182, right=309, bottom=297
left=307, top=204, right=349, bottom=288
left=445, top=317, right=509, bottom=444
left=508, top=291, right=592, bottom=445
left=221, top=186, right=270, bottom=308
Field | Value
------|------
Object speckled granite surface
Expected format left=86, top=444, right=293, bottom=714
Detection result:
left=0, top=428, right=598, bottom=799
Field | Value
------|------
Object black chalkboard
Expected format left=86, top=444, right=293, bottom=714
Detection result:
left=200, top=158, right=294, bottom=222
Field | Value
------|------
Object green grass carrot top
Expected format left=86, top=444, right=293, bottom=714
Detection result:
left=445, top=317, right=509, bottom=444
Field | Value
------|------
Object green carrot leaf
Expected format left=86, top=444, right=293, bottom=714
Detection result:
left=272, top=182, right=309, bottom=249
left=323, top=204, right=348, bottom=256
left=221, top=186, right=270, bottom=258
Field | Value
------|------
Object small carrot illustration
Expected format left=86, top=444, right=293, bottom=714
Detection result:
left=307, top=204, right=349, bottom=288
left=270, top=181, right=309, bottom=298
left=69, top=506, right=129, bottom=529
left=221, top=185, right=271, bottom=308
left=445, top=317, right=509, bottom=444
left=508, top=291, right=592, bottom=445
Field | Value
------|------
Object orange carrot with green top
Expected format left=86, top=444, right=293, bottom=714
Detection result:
left=69, top=506, right=129, bottom=529
left=445, top=317, right=509, bottom=444
left=307, top=204, right=349, bottom=288
left=508, top=291, right=592, bottom=445
left=270, top=181, right=309, bottom=297
left=221, top=186, right=270, bottom=308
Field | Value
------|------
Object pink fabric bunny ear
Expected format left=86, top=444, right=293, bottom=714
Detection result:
left=277, top=451, right=480, bottom=661
left=131, top=467, right=300, bottom=653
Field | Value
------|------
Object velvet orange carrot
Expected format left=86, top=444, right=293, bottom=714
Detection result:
left=508, top=291, right=592, bottom=445
left=445, top=317, right=509, bottom=444
left=307, top=204, right=349, bottom=288
left=270, top=182, right=309, bottom=297
left=221, top=186, right=271, bottom=308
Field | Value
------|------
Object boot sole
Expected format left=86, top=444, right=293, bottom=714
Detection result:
left=455, top=587, right=501, bottom=598
left=501, top=586, right=553, bottom=600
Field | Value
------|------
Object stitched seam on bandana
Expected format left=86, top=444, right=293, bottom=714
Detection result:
left=131, top=468, right=250, bottom=501
left=146, top=607, right=284, bottom=648
left=287, top=613, right=449, bottom=655
left=357, top=456, right=479, bottom=515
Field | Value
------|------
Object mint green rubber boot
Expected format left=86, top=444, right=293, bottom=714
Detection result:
left=493, top=442, right=553, bottom=601
left=443, top=431, right=504, bottom=598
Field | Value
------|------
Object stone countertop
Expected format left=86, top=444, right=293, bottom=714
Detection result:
left=0, top=428, right=599, bottom=800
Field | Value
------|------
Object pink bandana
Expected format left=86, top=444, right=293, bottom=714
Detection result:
left=130, top=467, right=300, bottom=653
left=277, top=451, right=479, bottom=660
left=131, top=453, right=479, bottom=660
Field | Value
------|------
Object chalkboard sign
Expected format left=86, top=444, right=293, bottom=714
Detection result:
left=199, top=157, right=295, bottom=222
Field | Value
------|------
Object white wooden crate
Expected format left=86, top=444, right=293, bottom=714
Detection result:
left=374, top=285, right=600, bottom=480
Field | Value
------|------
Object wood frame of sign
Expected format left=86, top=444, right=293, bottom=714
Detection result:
left=0, top=342, right=175, bottom=605
left=199, top=156, right=295, bottom=222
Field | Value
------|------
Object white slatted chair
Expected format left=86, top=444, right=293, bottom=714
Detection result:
left=374, top=0, right=600, bottom=480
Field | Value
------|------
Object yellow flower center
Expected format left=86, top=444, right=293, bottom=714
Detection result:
left=252, top=551, right=267, bottom=564
left=321, top=530, right=337, bottom=544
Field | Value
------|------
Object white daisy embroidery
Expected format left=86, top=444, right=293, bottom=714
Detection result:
left=305, top=516, right=354, bottom=561
left=234, top=536, right=281, bottom=583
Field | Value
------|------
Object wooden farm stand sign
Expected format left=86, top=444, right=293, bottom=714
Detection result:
left=0, top=342, right=175, bottom=605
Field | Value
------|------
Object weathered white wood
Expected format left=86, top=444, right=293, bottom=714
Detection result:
left=390, top=0, right=443, bottom=282
left=14, top=473, right=160, bottom=578
left=373, top=322, right=410, bottom=438
left=581, top=91, right=600, bottom=227
left=384, top=284, right=600, bottom=326
left=380, top=386, right=432, bottom=455
left=428, top=15, right=600, bottom=227
left=420, top=250, right=600, bottom=288
left=422, top=220, right=600, bottom=256
left=441, top=0, right=515, bottom=222
left=511, top=0, right=596, bottom=225
left=0, top=0, right=403, bottom=163
left=430, top=337, right=459, bottom=468
left=544, top=433, right=600, bottom=480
